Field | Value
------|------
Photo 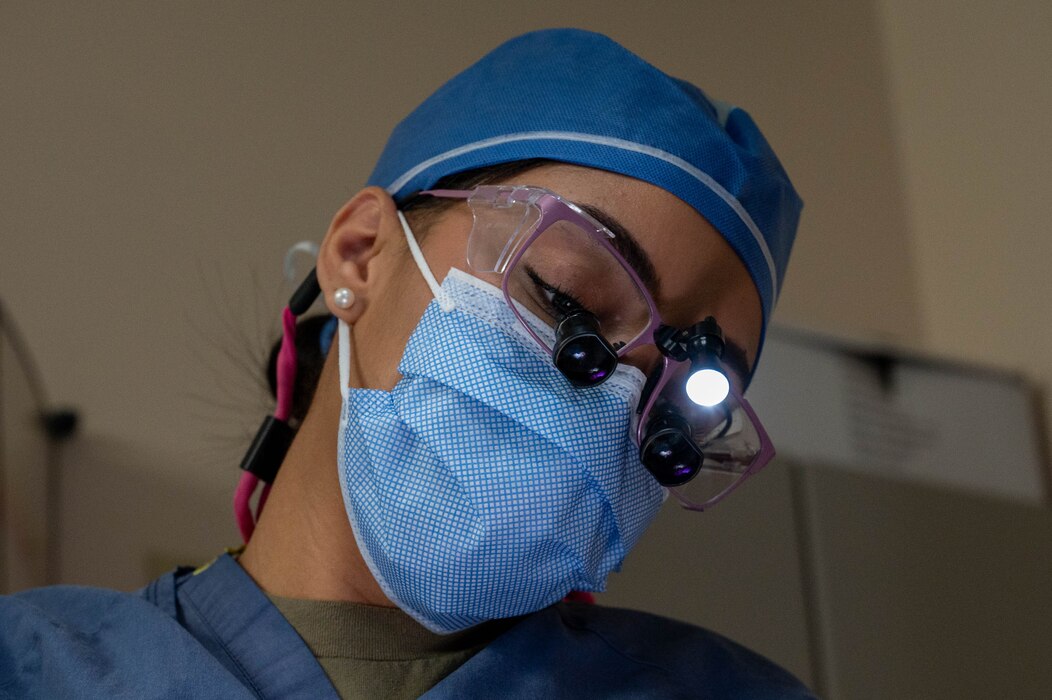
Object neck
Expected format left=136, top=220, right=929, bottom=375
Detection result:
left=238, top=350, right=392, bottom=606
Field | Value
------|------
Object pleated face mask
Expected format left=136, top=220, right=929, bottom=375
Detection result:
left=335, top=215, right=665, bottom=634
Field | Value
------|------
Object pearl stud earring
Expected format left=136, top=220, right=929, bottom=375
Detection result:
left=333, top=287, right=355, bottom=309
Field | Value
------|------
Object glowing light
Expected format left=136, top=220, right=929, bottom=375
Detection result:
left=685, top=368, right=729, bottom=407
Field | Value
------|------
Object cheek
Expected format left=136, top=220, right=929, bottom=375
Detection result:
left=354, top=259, right=436, bottom=390
left=416, top=208, right=474, bottom=277
left=618, top=344, right=664, bottom=377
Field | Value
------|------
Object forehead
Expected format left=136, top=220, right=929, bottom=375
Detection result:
left=509, top=163, right=763, bottom=363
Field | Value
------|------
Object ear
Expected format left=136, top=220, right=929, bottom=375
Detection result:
left=316, top=186, right=400, bottom=323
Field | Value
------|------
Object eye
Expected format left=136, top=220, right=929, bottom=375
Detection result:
left=524, top=266, right=591, bottom=318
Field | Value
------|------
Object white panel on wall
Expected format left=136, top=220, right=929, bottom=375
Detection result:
left=748, top=326, right=1048, bottom=504
left=799, top=464, right=1052, bottom=699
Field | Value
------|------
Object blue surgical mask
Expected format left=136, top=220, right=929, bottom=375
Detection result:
left=334, top=215, right=665, bottom=634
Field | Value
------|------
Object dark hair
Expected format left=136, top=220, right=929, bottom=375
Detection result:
left=266, top=159, right=554, bottom=423
left=265, top=313, right=331, bottom=427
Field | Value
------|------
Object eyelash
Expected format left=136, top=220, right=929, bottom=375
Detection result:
left=524, top=267, right=590, bottom=318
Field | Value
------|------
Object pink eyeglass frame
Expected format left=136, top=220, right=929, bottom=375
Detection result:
left=421, top=185, right=775, bottom=511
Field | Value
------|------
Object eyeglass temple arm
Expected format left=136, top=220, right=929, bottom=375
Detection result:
left=419, top=189, right=473, bottom=199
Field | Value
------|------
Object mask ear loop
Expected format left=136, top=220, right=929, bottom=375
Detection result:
left=338, top=318, right=351, bottom=402
left=398, top=211, right=455, bottom=313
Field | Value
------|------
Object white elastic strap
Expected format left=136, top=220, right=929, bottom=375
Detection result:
left=338, top=319, right=351, bottom=402
left=397, top=210, right=455, bottom=312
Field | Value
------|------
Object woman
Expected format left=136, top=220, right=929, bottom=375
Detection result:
left=1, top=29, right=811, bottom=698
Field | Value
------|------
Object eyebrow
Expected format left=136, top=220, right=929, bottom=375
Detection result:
left=578, top=203, right=663, bottom=303
left=578, top=202, right=753, bottom=385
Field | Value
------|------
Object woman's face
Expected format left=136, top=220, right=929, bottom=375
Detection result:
left=327, top=163, right=763, bottom=396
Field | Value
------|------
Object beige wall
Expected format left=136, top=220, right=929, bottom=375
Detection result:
left=877, top=0, right=1052, bottom=445
left=0, top=0, right=923, bottom=501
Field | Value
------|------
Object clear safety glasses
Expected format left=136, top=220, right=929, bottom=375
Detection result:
left=419, top=185, right=774, bottom=511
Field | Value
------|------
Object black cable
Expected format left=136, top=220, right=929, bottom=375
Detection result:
left=0, top=299, right=78, bottom=441
left=0, top=297, right=79, bottom=588
left=0, top=298, right=49, bottom=412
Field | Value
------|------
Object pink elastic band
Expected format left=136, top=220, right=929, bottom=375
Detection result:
left=234, top=471, right=259, bottom=542
left=234, top=306, right=299, bottom=543
left=274, top=307, right=297, bottom=422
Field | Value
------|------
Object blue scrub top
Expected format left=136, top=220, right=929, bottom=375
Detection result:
left=0, top=554, right=816, bottom=698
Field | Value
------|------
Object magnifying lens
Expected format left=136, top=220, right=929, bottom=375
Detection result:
left=552, top=309, right=619, bottom=386
left=639, top=317, right=732, bottom=486
left=638, top=406, right=704, bottom=486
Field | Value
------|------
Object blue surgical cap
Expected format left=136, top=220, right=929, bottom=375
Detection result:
left=367, top=28, right=802, bottom=358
